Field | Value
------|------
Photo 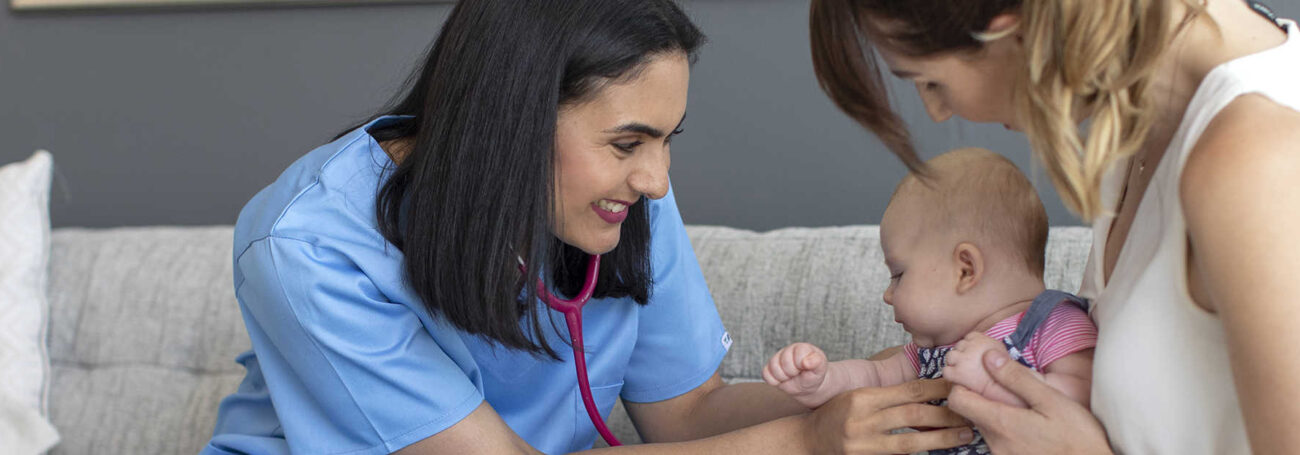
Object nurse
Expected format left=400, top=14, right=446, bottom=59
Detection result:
left=204, top=1, right=974, bottom=454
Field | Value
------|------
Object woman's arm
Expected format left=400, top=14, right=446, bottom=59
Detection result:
left=1181, top=94, right=1300, bottom=454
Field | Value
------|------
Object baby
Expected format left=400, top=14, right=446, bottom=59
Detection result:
left=764, top=148, right=1096, bottom=454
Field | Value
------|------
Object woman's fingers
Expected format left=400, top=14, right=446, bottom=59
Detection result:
left=865, top=402, right=969, bottom=432
left=868, top=379, right=952, bottom=409
left=879, top=427, right=975, bottom=455
left=980, top=349, right=1062, bottom=412
left=947, top=384, right=1016, bottom=429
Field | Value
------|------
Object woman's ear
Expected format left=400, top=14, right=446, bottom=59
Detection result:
left=954, top=242, right=984, bottom=294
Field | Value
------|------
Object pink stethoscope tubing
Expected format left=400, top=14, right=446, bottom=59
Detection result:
left=525, top=254, right=622, bottom=447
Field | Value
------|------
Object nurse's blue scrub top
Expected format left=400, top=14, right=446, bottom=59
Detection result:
left=203, top=117, right=730, bottom=455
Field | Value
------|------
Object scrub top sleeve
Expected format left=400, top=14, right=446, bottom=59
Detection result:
left=236, top=236, right=483, bottom=455
left=620, top=187, right=730, bottom=403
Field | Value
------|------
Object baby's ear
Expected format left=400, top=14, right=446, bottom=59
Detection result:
left=953, top=242, right=984, bottom=294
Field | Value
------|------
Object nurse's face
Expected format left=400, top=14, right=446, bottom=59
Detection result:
left=552, top=52, right=690, bottom=254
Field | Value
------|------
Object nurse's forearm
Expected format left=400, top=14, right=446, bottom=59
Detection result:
left=623, top=373, right=808, bottom=443
left=581, top=414, right=814, bottom=454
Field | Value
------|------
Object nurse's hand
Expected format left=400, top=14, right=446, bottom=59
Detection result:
left=946, top=349, right=1111, bottom=455
left=803, top=379, right=973, bottom=455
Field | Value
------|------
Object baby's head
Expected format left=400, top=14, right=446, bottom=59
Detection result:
left=880, top=148, right=1048, bottom=347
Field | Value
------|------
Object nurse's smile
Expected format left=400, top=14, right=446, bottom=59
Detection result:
left=593, top=199, right=632, bottom=224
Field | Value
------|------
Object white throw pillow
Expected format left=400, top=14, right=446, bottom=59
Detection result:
left=0, top=150, right=59, bottom=453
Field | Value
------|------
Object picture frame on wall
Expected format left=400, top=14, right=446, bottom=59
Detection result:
left=11, top=0, right=451, bottom=11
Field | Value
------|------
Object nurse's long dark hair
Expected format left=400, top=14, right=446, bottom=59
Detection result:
left=351, top=0, right=703, bottom=357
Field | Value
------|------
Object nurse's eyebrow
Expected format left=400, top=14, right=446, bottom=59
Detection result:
left=605, top=115, right=687, bottom=139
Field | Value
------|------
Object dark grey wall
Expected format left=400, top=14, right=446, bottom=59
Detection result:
left=3, top=0, right=1298, bottom=230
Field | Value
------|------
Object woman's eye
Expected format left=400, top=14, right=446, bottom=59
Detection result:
left=924, top=82, right=941, bottom=91
left=613, top=141, right=643, bottom=153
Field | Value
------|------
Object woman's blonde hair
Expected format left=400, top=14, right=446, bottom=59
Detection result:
left=811, top=0, right=1204, bottom=220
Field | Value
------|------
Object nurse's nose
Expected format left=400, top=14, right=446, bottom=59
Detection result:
left=916, top=82, right=953, bottom=123
left=629, top=146, right=670, bottom=200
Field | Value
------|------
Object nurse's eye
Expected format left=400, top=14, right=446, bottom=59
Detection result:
left=613, top=141, right=644, bottom=153
left=923, top=82, right=942, bottom=91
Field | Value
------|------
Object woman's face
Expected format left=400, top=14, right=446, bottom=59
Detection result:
left=552, top=52, right=690, bottom=255
left=874, top=27, right=1024, bottom=130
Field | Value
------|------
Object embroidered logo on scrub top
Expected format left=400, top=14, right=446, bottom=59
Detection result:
left=720, top=331, right=733, bottom=350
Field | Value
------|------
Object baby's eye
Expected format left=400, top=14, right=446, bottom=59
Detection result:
left=890, top=272, right=903, bottom=281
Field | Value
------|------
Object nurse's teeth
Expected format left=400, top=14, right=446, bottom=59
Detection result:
left=598, top=200, right=627, bottom=213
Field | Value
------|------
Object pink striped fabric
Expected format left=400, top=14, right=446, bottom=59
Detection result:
left=904, top=303, right=1096, bottom=373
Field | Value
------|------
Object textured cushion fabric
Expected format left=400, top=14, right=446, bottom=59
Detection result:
left=45, top=227, right=247, bottom=454
left=43, top=224, right=1091, bottom=453
left=0, top=150, right=60, bottom=454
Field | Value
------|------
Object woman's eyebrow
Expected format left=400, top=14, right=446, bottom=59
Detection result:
left=890, top=69, right=919, bottom=79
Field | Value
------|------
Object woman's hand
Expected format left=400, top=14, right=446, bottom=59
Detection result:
left=803, top=379, right=973, bottom=455
left=946, top=349, right=1111, bottom=455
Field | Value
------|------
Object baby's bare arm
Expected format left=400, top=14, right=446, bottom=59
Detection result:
left=1040, top=349, right=1093, bottom=408
left=828, top=351, right=918, bottom=392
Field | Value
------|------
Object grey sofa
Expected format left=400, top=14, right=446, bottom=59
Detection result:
left=41, top=225, right=1091, bottom=453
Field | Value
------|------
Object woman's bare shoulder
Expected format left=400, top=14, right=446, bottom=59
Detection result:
left=1181, top=94, right=1300, bottom=217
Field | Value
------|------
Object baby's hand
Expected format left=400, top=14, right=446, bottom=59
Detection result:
left=942, top=332, right=1004, bottom=397
left=762, top=342, right=831, bottom=408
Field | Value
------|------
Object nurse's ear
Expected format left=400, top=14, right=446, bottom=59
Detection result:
left=953, top=242, right=984, bottom=295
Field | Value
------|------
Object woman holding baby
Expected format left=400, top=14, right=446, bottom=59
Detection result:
left=808, top=0, right=1300, bottom=453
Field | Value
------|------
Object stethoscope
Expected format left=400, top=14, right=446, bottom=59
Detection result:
left=520, top=253, right=622, bottom=446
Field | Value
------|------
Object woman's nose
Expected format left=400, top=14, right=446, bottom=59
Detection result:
left=629, top=148, right=670, bottom=200
left=916, top=82, right=953, bottom=123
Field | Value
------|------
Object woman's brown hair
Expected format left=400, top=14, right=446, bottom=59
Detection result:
left=812, top=0, right=1200, bottom=220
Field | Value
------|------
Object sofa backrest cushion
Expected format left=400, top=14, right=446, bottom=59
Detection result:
left=46, top=227, right=246, bottom=454
left=44, top=225, right=1092, bottom=453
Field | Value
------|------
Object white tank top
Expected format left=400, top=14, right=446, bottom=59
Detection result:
left=1081, top=18, right=1300, bottom=455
